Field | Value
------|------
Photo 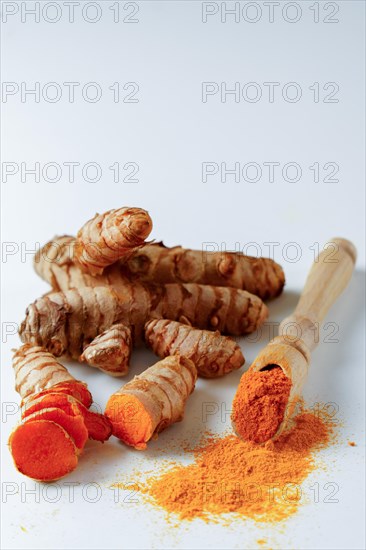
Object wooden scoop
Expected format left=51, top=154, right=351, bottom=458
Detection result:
left=235, top=237, right=357, bottom=440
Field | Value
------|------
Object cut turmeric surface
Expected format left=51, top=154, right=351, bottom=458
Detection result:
left=22, top=392, right=112, bottom=442
left=134, top=410, right=334, bottom=523
left=9, top=420, right=78, bottom=482
left=75, top=207, right=153, bottom=275
left=145, top=319, right=245, bottom=378
left=22, top=408, right=88, bottom=452
left=10, top=345, right=112, bottom=480
left=232, top=367, right=292, bottom=444
left=105, top=356, right=197, bottom=450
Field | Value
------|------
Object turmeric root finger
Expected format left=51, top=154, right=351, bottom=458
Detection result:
left=125, top=243, right=285, bottom=300
left=23, top=408, right=88, bottom=453
left=20, top=284, right=267, bottom=357
left=105, top=356, right=197, bottom=450
left=158, top=284, right=268, bottom=337
left=75, top=207, right=153, bottom=275
left=9, top=420, right=78, bottom=481
left=33, top=236, right=284, bottom=302
left=145, top=319, right=245, bottom=378
left=80, top=323, right=132, bottom=377
left=19, top=287, right=124, bottom=359
left=34, top=236, right=90, bottom=291
left=13, top=344, right=92, bottom=406
left=34, top=235, right=133, bottom=292
left=23, top=393, right=112, bottom=442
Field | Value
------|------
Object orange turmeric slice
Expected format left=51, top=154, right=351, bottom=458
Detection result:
left=9, top=420, right=78, bottom=481
left=23, top=393, right=112, bottom=442
left=31, top=381, right=92, bottom=408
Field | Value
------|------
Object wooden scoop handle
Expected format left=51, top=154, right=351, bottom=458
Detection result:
left=280, top=238, right=356, bottom=352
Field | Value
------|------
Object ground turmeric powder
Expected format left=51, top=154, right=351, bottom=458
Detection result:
left=137, top=410, right=333, bottom=523
left=231, top=367, right=292, bottom=444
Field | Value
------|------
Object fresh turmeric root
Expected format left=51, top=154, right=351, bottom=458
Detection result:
left=145, top=319, right=245, bottom=378
left=75, top=207, right=152, bottom=275
left=19, top=284, right=267, bottom=357
left=105, top=356, right=197, bottom=450
left=9, top=345, right=112, bottom=481
left=13, top=343, right=92, bottom=406
left=34, top=236, right=284, bottom=301
left=34, top=235, right=98, bottom=291
left=80, top=323, right=132, bottom=376
left=124, top=243, right=285, bottom=300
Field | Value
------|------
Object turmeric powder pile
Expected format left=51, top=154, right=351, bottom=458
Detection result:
left=137, top=410, right=333, bottom=523
left=232, top=367, right=292, bottom=443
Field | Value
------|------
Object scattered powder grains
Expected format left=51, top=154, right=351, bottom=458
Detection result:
left=232, top=367, right=292, bottom=444
left=138, top=411, right=334, bottom=523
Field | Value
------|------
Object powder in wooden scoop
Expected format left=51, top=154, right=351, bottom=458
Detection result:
left=231, top=367, right=292, bottom=443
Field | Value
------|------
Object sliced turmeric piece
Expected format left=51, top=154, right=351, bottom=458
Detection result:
left=75, top=207, right=153, bottom=275
left=105, top=356, right=197, bottom=450
left=33, top=382, right=92, bottom=408
left=22, top=393, right=112, bottom=442
left=9, top=420, right=78, bottom=482
left=9, top=345, right=111, bottom=481
left=23, top=408, right=88, bottom=453
left=145, top=319, right=245, bottom=378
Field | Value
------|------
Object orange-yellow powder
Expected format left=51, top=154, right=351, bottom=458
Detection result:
left=232, top=367, right=292, bottom=443
left=139, top=410, right=333, bottom=523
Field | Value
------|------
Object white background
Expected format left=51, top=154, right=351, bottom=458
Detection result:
left=1, top=1, right=365, bottom=549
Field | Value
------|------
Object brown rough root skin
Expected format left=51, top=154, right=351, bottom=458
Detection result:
left=145, top=319, right=245, bottom=378
left=13, top=344, right=91, bottom=406
left=80, top=323, right=132, bottom=377
left=34, top=236, right=285, bottom=301
left=105, top=356, right=197, bottom=450
left=124, top=243, right=285, bottom=300
left=19, top=284, right=268, bottom=357
left=75, top=207, right=153, bottom=275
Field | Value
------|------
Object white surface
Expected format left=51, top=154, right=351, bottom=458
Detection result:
left=1, top=1, right=365, bottom=549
